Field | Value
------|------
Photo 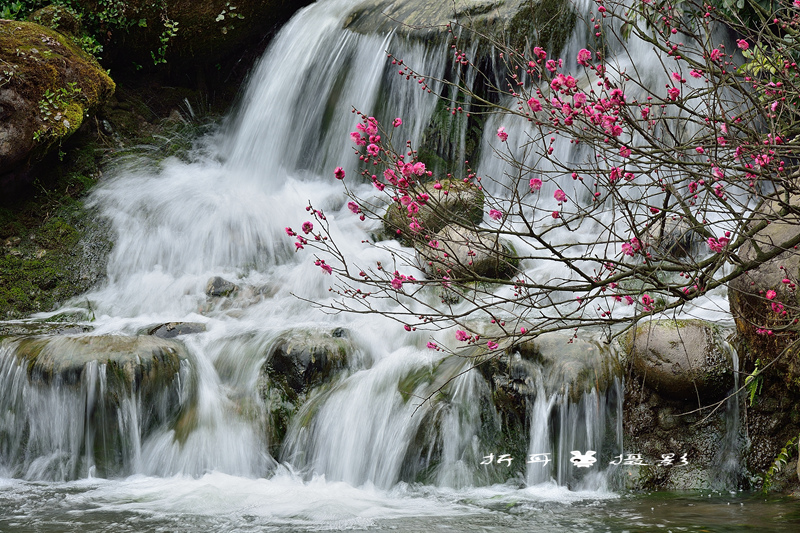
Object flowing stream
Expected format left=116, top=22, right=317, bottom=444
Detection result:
left=2, top=0, right=800, bottom=530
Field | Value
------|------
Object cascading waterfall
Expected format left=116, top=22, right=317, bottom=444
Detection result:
left=0, top=0, right=755, bottom=529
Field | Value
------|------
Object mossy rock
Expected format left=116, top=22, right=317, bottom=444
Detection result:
left=258, top=328, right=352, bottom=454
left=29, top=5, right=83, bottom=37
left=0, top=20, right=115, bottom=183
left=6, top=334, right=186, bottom=392
left=344, top=0, right=575, bottom=53
left=383, top=179, right=484, bottom=244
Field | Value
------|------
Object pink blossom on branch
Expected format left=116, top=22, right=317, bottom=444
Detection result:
left=497, top=126, right=508, bottom=142
left=334, top=167, right=345, bottom=180
left=529, top=177, right=542, bottom=191
left=393, top=117, right=402, bottom=127
left=489, top=209, right=503, bottom=220
left=527, top=97, right=542, bottom=112
left=455, top=330, right=470, bottom=341
left=554, top=189, right=567, bottom=202
left=577, top=48, right=592, bottom=66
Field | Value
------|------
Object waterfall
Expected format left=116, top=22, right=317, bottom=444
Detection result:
left=0, top=0, right=744, bottom=502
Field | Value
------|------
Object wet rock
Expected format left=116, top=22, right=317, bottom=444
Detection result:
left=6, top=334, right=187, bottom=390
left=418, top=224, right=517, bottom=279
left=257, top=328, right=352, bottom=454
left=146, top=322, right=207, bottom=338
left=0, top=20, right=114, bottom=184
left=383, top=179, right=484, bottom=244
left=628, top=319, right=734, bottom=402
left=344, top=0, right=577, bottom=55
left=205, top=276, right=238, bottom=297
left=0, top=321, right=92, bottom=338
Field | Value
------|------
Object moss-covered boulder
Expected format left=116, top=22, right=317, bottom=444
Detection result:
left=418, top=223, right=517, bottom=279
left=344, top=0, right=576, bottom=54
left=0, top=20, right=114, bottom=184
left=628, top=319, right=734, bottom=402
left=383, top=179, right=484, bottom=243
left=257, top=328, right=352, bottom=454
left=0, top=334, right=191, bottom=478
left=7, top=334, right=186, bottom=390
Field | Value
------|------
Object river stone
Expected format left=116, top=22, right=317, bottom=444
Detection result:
left=418, top=223, right=516, bottom=279
left=383, top=179, right=484, bottom=243
left=206, top=276, right=239, bottom=297
left=146, top=322, right=207, bottom=338
left=628, top=319, right=734, bottom=402
left=0, top=20, right=115, bottom=187
left=29, top=5, right=83, bottom=37
left=7, top=335, right=187, bottom=391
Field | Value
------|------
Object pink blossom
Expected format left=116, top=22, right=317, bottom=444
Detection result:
left=710, top=48, right=722, bottom=61
left=497, top=127, right=508, bottom=142
left=667, top=87, right=680, bottom=100
left=772, top=302, right=785, bottom=314
left=695, top=146, right=705, bottom=154
left=671, top=72, right=682, bottom=82
left=736, top=39, right=749, bottom=50
left=621, top=242, right=634, bottom=256
left=412, top=162, right=426, bottom=176
left=455, top=330, right=470, bottom=341
left=690, top=69, right=703, bottom=78
left=610, top=167, right=622, bottom=182
left=641, top=107, right=650, bottom=119
left=641, top=294, right=654, bottom=310
left=688, top=181, right=699, bottom=193
left=520, top=327, right=527, bottom=334
left=409, top=219, right=422, bottom=232
left=766, top=290, right=777, bottom=300
left=533, top=46, right=547, bottom=60
left=552, top=210, right=560, bottom=219
left=350, top=132, right=366, bottom=146
left=294, top=241, right=304, bottom=251
left=407, top=202, right=420, bottom=216
left=334, top=167, right=345, bottom=180
left=426, top=341, right=438, bottom=350
left=624, top=295, right=634, bottom=305
left=302, top=221, right=313, bottom=234
left=530, top=178, right=542, bottom=191
left=489, top=209, right=502, bottom=220
left=433, top=182, right=442, bottom=190
left=487, top=340, right=499, bottom=350
left=393, top=117, right=402, bottom=127
left=545, top=59, right=557, bottom=72
left=554, top=189, right=567, bottom=202
left=620, top=146, right=631, bottom=158
left=367, top=144, right=380, bottom=157
left=320, top=263, right=332, bottom=274
left=391, top=277, right=403, bottom=289
left=527, top=97, right=542, bottom=112
left=573, top=92, right=587, bottom=107
left=285, top=227, right=295, bottom=236
left=577, top=48, right=592, bottom=66
left=347, top=201, right=360, bottom=214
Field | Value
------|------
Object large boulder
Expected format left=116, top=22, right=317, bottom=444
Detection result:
left=0, top=20, right=115, bottom=184
left=0, top=334, right=191, bottom=478
left=627, top=319, right=734, bottom=402
left=344, top=0, right=577, bottom=54
left=418, top=223, right=517, bottom=279
left=257, top=328, right=352, bottom=454
left=383, top=179, right=484, bottom=243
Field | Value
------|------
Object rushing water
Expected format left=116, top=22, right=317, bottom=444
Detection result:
left=2, top=0, right=799, bottom=530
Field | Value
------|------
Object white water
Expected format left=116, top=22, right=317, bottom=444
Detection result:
left=0, top=0, right=750, bottom=529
